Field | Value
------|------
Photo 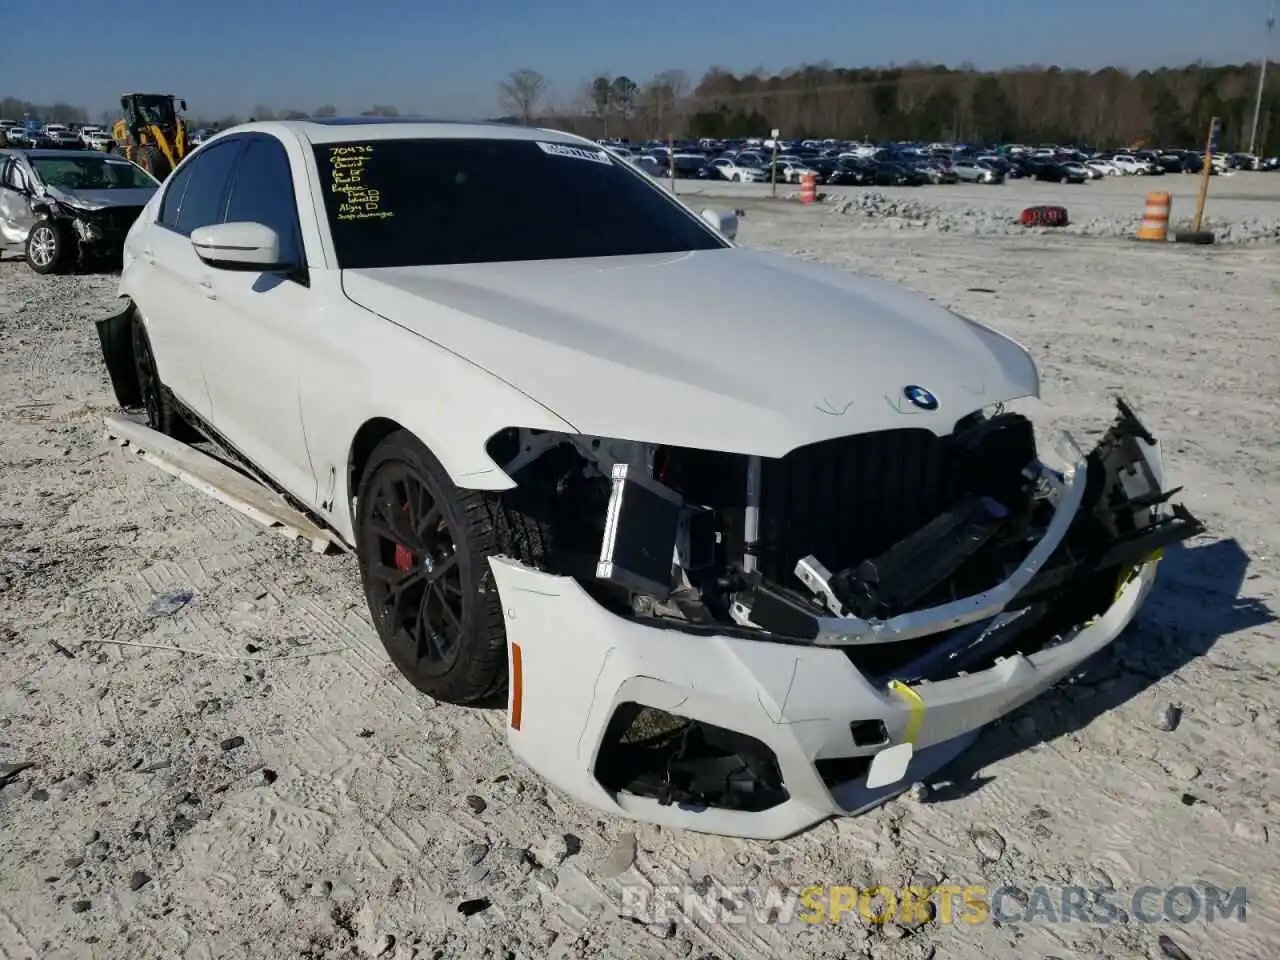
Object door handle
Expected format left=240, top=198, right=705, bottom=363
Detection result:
left=199, top=276, right=216, bottom=301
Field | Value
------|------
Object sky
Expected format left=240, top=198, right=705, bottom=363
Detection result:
left=6, top=0, right=1277, bottom=119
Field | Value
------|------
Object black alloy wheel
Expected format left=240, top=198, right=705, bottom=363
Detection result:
left=360, top=460, right=465, bottom=678
left=354, top=431, right=528, bottom=705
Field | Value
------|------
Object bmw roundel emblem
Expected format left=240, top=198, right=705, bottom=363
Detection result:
left=903, top=385, right=939, bottom=411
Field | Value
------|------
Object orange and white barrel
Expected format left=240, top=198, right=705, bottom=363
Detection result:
left=799, top=173, right=817, bottom=205
left=1137, top=192, right=1171, bottom=241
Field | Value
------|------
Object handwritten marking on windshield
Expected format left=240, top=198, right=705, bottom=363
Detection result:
left=327, top=144, right=395, bottom=222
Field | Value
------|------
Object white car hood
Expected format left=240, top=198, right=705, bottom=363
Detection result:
left=341, top=248, right=1039, bottom=457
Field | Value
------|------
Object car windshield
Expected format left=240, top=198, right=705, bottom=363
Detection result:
left=313, top=137, right=727, bottom=269
left=31, top=156, right=154, bottom=190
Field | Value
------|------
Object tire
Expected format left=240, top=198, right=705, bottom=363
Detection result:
left=25, top=219, right=70, bottom=275
left=732, top=174, right=741, bottom=182
left=134, top=143, right=172, bottom=181
left=355, top=431, right=549, bottom=705
left=130, top=312, right=182, bottom=435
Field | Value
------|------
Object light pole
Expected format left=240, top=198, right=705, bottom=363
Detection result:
left=1247, top=0, right=1277, bottom=158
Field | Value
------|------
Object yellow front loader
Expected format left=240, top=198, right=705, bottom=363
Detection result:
left=111, top=93, right=189, bottom=181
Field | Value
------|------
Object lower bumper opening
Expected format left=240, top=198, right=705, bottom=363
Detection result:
left=815, top=755, right=873, bottom=791
left=593, top=703, right=789, bottom=813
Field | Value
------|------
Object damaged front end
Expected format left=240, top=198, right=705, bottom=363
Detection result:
left=53, top=202, right=143, bottom=265
left=484, top=398, right=1203, bottom=836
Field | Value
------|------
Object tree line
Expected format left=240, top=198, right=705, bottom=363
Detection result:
left=7, top=59, right=1277, bottom=152
left=498, top=61, right=1279, bottom=152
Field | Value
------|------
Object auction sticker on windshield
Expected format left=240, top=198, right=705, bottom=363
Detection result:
left=536, top=141, right=612, bottom=165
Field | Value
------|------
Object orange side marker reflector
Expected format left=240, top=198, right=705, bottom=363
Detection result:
left=510, top=642, right=524, bottom=731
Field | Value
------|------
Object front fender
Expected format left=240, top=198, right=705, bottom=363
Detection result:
left=302, top=301, right=577, bottom=544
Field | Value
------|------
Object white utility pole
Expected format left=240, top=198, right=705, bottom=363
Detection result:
left=1247, top=0, right=1277, bottom=157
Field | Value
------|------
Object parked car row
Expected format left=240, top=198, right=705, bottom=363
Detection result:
left=1, top=120, right=117, bottom=151
left=599, top=134, right=1279, bottom=189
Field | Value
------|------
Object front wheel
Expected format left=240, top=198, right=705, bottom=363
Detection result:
left=25, top=220, right=69, bottom=275
left=355, top=432, right=544, bottom=705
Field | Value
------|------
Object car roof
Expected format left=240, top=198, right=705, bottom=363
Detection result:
left=2, top=148, right=111, bottom=160
left=209, top=117, right=595, bottom=148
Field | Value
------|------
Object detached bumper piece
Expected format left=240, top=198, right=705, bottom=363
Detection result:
left=491, top=399, right=1206, bottom=839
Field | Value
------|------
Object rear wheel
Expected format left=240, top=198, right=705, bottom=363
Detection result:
left=134, top=143, right=172, bottom=181
left=355, top=432, right=546, bottom=705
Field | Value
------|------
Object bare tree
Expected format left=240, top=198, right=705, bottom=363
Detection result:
left=361, top=105, right=399, bottom=117
left=281, top=109, right=309, bottom=120
left=497, top=69, right=549, bottom=125
left=252, top=106, right=277, bottom=121
left=639, top=69, right=689, bottom=138
left=611, top=76, right=638, bottom=129
left=313, top=105, right=337, bottom=117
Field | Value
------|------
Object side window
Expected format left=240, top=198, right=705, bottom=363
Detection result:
left=157, top=157, right=196, bottom=227
left=222, top=138, right=304, bottom=265
left=173, top=141, right=244, bottom=236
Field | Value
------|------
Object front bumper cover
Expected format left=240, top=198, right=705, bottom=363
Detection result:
left=490, top=401, right=1204, bottom=839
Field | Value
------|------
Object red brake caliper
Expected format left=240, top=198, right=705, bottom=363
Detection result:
left=393, top=543, right=414, bottom=572
left=393, top=502, right=414, bottom=572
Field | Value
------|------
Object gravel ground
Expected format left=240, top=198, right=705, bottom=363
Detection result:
left=1, top=176, right=1278, bottom=960
left=673, top=170, right=1280, bottom=243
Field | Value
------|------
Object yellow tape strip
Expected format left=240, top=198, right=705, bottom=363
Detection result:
left=1114, top=547, right=1165, bottom=603
left=887, top=680, right=926, bottom=745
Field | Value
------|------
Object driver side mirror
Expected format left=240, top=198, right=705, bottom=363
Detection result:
left=179, top=100, right=187, bottom=112
left=191, top=221, right=286, bottom=271
left=699, top=207, right=738, bottom=241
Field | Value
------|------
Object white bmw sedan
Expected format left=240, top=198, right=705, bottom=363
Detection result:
left=100, top=119, right=1201, bottom=839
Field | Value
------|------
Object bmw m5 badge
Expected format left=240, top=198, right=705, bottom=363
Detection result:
left=902, top=385, right=938, bottom=411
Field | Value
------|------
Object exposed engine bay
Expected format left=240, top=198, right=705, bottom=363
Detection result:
left=484, top=399, right=1203, bottom=815
left=487, top=398, right=1203, bottom=661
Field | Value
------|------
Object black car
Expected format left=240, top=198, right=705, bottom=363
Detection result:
left=1004, top=159, right=1031, bottom=179
left=827, top=159, right=876, bottom=185
left=1023, top=159, right=1086, bottom=184
left=873, top=161, right=927, bottom=186
left=671, top=155, right=709, bottom=179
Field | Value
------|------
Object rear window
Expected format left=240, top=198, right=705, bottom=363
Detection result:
left=313, top=137, right=727, bottom=270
